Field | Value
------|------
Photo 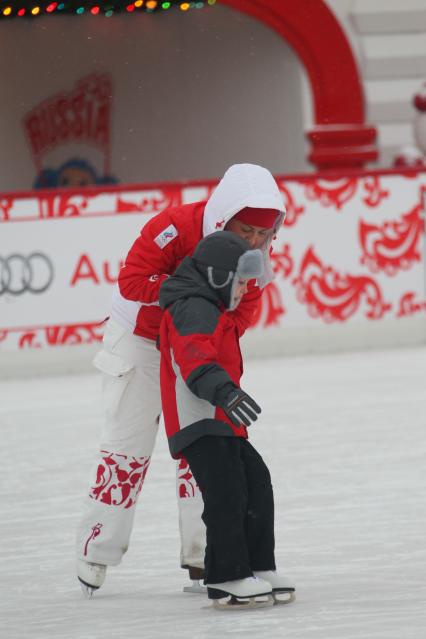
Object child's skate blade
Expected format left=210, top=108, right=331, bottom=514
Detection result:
left=208, top=587, right=273, bottom=611
left=272, top=589, right=296, bottom=605
left=213, top=594, right=273, bottom=610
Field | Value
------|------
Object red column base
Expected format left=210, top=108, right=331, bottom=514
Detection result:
left=307, top=124, right=378, bottom=170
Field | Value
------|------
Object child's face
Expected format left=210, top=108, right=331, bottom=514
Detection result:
left=232, top=278, right=249, bottom=308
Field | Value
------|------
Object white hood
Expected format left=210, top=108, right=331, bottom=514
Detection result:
left=203, top=164, right=286, bottom=288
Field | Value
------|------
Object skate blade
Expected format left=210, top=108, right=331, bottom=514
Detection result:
left=183, top=580, right=207, bottom=594
left=78, top=578, right=99, bottom=599
left=273, top=590, right=296, bottom=605
left=213, top=594, right=274, bottom=611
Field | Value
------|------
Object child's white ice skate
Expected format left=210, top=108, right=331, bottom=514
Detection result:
left=253, top=570, right=295, bottom=604
left=77, top=559, right=107, bottom=598
left=206, top=576, right=273, bottom=610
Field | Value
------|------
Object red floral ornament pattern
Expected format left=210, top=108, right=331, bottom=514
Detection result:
left=39, top=194, right=90, bottom=218
left=177, top=458, right=199, bottom=499
left=0, top=188, right=184, bottom=223
left=293, top=247, right=392, bottom=322
left=116, top=189, right=181, bottom=214
left=304, top=175, right=389, bottom=211
left=249, top=243, right=293, bottom=329
left=250, top=282, right=286, bottom=328
left=397, top=292, right=426, bottom=317
left=362, top=176, right=389, bottom=208
left=276, top=180, right=305, bottom=226
left=271, top=243, right=294, bottom=279
left=18, top=321, right=104, bottom=348
left=304, top=177, right=359, bottom=210
left=89, top=451, right=151, bottom=509
left=0, top=197, right=13, bottom=221
left=359, top=202, right=423, bottom=275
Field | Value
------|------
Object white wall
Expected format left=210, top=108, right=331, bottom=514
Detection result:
left=0, top=5, right=309, bottom=192
left=4, top=2, right=424, bottom=193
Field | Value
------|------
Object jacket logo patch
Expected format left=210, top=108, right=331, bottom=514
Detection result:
left=154, top=224, right=178, bottom=249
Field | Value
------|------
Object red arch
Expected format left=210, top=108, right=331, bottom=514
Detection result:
left=218, top=0, right=378, bottom=168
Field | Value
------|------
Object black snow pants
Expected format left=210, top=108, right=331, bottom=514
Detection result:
left=183, top=436, right=276, bottom=584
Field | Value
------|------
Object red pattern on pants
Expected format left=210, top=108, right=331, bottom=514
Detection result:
left=89, top=451, right=151, bottom=509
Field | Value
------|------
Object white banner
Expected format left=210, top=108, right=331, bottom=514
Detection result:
left=1, top=171, right=425, bottom=354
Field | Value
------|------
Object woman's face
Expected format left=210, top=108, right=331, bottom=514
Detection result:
left=225, top=218, right=272, bottom=249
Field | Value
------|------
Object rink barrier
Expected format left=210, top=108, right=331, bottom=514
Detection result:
left=1, top=168, right=426, bottom=377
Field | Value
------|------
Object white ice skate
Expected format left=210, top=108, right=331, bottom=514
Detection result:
left=253, top=570, right=295, bottom=605
left=206, top=576, right=273, bottom=610
left=77, top=559, right=107, bottom=598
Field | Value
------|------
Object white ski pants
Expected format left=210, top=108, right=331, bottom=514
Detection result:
left=76, top=318, right=205, bottom=567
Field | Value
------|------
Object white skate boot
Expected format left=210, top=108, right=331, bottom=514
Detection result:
left=253, top=570, right=295, bottom=604
left=77, top=560, right=107, bottom=598
left=206, top=576, right=273, bottom=610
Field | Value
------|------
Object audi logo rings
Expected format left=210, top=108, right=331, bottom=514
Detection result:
left=0, top=253, right=54, bottom=295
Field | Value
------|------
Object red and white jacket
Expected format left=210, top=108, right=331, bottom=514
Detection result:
left=159, top=256, right=248, bottom=459
left=111, top=164, right=286, bottom=340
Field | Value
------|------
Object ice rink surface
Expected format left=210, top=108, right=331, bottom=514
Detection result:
left=1, top=346, right=426, bottom=639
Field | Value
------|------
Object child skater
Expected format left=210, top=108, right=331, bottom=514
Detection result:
left=158, top=231, right=295, bottom=609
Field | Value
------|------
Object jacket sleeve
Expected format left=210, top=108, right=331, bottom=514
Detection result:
left=167, top=301, right=236, bottom=404
left=227, top=279, right=261, bottom=337
left=118, top=210, right=182, bottom=304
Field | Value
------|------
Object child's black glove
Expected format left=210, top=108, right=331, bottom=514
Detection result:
left=218, top=387, right=261, bottom=427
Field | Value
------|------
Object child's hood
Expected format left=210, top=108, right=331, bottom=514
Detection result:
left=159, top=257, right=219, bottom=311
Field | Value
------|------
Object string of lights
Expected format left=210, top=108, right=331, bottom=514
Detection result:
left=0, top=0, right=216, bottom=19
